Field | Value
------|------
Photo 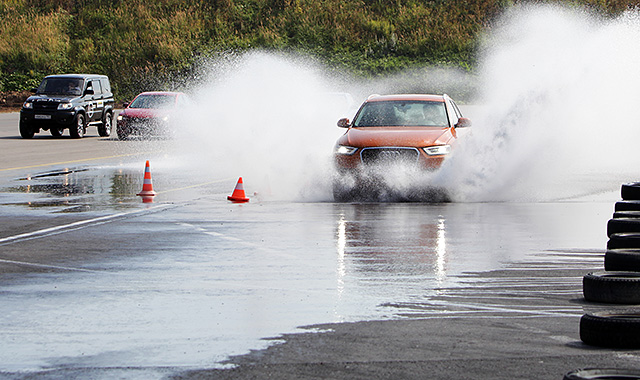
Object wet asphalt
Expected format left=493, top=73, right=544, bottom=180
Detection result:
left=0, top=112, right=639, bottom=379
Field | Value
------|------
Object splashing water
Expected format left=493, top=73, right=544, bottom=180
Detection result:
left=178, top=52, right=351, bottom=201
left=436, top=4, right=640, bottom=202
left=178, top=5, right=640, bottom=203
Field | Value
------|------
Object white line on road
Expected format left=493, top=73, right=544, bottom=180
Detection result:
left=0, top=258, right=106, bottom=273
left=0, top=204, right=170, bottom=246
left=0, top=204, right=173, bottom=272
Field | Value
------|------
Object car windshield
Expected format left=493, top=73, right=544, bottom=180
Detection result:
left=353, top=101, right=449, bottom=127
left=129, top=94, right=177, bottom=109
left=37, top=78, right=84, bottom=96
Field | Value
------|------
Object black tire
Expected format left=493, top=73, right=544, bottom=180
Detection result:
left=116, top=128, right=129, bottom=140
left=98, top=112, right=112, bottom=137
left=50, top=127, right=63, bottom=138
left=615, top=200, right=640, bottom=212
left=332, top=183, right=354, bottom=202
left=583, top=271, right=640, bottom=304
left=605, top=249, right=640, bottom=271
left=608, top=233, right=640, bottom=249
left=564, top=367, right=640, bottom=379
left=19, top=120, right=35, bottom=139
left=69, top=113, right=85, bottom=139
left=613, top=210, right=640, bottom=219
left=580, top=311, right=640, bottom=348
left=332, top=173, right=360, bottom=202
left=622, top=182, right=640, bottom=201
left=607, top=218, right=640, bottom=237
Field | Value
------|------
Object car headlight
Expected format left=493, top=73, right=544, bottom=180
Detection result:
left=117, top=115, right=124, bottom=121
left=335, top=145, right=357, bottom=155
left=57, top=102, right=73, bottom=110
left=23, top=101, right=33, bottom=109
left=423, top=145, right=451, bottom=156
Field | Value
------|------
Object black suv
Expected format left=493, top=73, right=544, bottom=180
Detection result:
left=19, top=74, right=114, bottom=139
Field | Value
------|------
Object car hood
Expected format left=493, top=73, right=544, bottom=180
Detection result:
left=27, top=94, right=78, bottom=102
left=120, top=108, right=172, bottom=118
left=338, top=127, right=454, bottom=148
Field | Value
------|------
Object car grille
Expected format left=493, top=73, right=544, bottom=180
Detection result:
left=33, top=101, right=60, bottom=111
left=128, top=117, right=152, bottom=125
left=360, top=147, right=420, bottom=165
left=121, top=117, right=166, bottom=135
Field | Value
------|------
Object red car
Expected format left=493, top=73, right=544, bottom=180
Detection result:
left=333, top=94, right=471, bottom=201
left=116, top=91, right=190, bottom=140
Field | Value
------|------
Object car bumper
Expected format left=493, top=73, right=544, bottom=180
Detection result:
left=20, top=109, right=76, bottom=128
left=117, top=119, right=172, bottom=137
left=334, top=147, right=446, bottom=172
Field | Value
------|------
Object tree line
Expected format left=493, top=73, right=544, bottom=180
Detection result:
left=0, top=0, right=636, bottom=100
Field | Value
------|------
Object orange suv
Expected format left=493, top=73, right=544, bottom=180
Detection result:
left=333, top=94, right=471, bottom=201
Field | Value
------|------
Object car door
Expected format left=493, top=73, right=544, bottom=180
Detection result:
left=89, top=79, right=104, bottom=122
left=100, top=78, right=114, bottom=112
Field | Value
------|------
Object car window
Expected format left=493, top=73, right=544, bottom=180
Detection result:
left=37, top=78, right=83, bottom=96
left=130, top=94, right=177, bottom=109
left=450, top=100, right=462, bottom=119
left=354, top=101, right=449, bottom=127
left=447, top=99, right=462, bottom=126
left=91, top=80, right=102, bottom=95
left=100, top=78, right=111, bottom=94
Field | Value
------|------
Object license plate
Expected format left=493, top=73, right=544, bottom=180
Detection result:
left=34, top=114, right=51, bottom=120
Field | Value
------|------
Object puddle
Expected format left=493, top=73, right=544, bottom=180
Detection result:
left=0, top=166, right=144, bottom=212
left=18, top=168, right=89, bottom=181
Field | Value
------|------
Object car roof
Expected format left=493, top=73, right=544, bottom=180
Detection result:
left=135, top=91, right=185, bottom=96
left=365, top=94, right=446, bottom=103
left=44, top=74, right=108, bottom=80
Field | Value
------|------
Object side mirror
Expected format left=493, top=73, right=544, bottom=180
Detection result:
left=30, top=88, right=37, bottom=93
left=122, top=102, right=130, bottom=108
left=85, top=88, right=94, bottom=95
left=337, top=118, right=351, bottom=128
left=455, top=117, right=472, bottom=128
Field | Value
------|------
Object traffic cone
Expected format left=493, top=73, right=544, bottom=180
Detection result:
left=227, top=177, right=250, bottom=203
left=137, top=160, right=156, bottom=203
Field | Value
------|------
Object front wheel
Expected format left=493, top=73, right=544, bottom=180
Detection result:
left=117, top=128, right=129, bottom=140
left=332, top=183, right=353, bottom=202
left=98, top=112, right=112, bottom=137
left=332, top=173, right=359, bottom=202
left=50, top=127, right=63, bottom=138
left=69, top=113, right=85, bottom=139
left=19, top=121, right=35, bottom=139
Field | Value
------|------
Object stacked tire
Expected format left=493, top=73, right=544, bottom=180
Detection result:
left=564, top=368, right=640, bottom=379
left=580, top=182, right=640, bottom=348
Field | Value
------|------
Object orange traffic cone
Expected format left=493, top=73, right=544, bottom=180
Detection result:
left=227, top=177, right=250, bottom=203
left=137, top=160, right=156, bottom=203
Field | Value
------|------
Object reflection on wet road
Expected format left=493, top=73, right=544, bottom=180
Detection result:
left=0, top=164, right=614, bottom=372
left=0, top=166, right=145, bottom=211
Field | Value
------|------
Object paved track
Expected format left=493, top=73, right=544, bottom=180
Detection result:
left=0, top=111, right=637, bottom=380
left=0, top=112, right=129, bottom=176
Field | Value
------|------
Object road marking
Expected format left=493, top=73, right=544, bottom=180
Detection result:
left=0, top=152, right=151, bottom=172
left=155, top=178, right=234, bottom=195
left=402, top=299, right=584, bottom=318
left=0, top=204, right=174, bottom=271
left=0, top=204, right=169, bottom=245
left=177, top=222, right=299, bottom=259
left=0, top=258, right=106, bottom=273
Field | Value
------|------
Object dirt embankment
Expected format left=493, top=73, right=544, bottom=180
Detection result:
left=0, top=91, right=30, bottom=113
